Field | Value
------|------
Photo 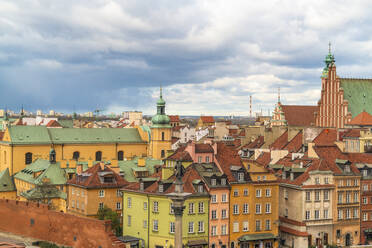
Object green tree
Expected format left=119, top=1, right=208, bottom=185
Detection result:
left=97, top=205, right=122, bottom=236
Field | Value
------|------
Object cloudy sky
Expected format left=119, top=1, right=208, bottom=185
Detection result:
left=1, top=0, right=372, bottom=116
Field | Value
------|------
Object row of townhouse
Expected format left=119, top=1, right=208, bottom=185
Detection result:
left=121, top=141, right=280, bottom=248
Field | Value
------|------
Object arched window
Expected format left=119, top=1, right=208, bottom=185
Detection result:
left=161, top=150, right=165, bottom=158
left=117, top=151, right=124, bottom=161
left=25, top=152, right=33, bottom=164
left=95, top=151, right=102, bottom=161
left=73, top=151, right=80, bottom=161
left=161, top=132, right=165, bottom=141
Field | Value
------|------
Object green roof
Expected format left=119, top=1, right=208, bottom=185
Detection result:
left=340, top=78, right=372, bottom=118
left=58, top=119, right=74, bottom=128
left=119, top=157, right=163, bottom=182
left=238, top=233, right=276, bottom=242
left=14, top=159, right=67, bottom=185
left=0, top=168, right=16, bottom=192
left=4, top=126, right=145, bottom=144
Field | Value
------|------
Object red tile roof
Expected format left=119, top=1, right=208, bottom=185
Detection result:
left=200, top=116, right=214, bottom=123
left=270, top=131, right=288, bottom=150
left=255, top=152, right=271, bottom=167
left=166, top=146, right=193, bottom=162
left=195, top=143, right=214, bottom=153
left=68, top=163, right=128, bottom=188
left=284, top=131, right=303, bottom=153
left=215, top=142, right=245, bottom=182
left=243, top=136, right=264, bottom=149
left=46, top=120, right=62, bottom=128
left=343, top=129, right=361, bottom=138
left=313, top=129, right=338, bottom=146
left=172, top=126, right=182, bottom=132
left=169, top=115, right=180, bottom=122
left=349, top=111, right=372, bottom=126
left=279, top=216, right=306, bottom=226
left=171, top=137, right=180, bottom=145
left=281, top=105, right=318, bottom=126
left=280, top=226, right=309, bottom=237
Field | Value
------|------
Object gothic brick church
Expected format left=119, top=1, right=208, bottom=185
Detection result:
left=272, top=46, right=372, bottom=128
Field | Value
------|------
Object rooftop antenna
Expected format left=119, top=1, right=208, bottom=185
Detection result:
left=278, top=87, right=281, bottom=103
left=249, top=95, right=252, bottom=118
left=328, top=41, right=332, bottom=53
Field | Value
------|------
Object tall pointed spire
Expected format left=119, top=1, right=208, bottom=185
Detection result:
left=160, top=84, right=163, bottom=99
left=278, top=87, right=281, bottom=103
left=328, top=41, right=331, bottom=54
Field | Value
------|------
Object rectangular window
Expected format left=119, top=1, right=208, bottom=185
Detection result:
left=221, top=194, right=227, bottom=202
left=315, top=177, right=320, bottom=184
left=233, top=204, right=239, bottom=215
left=306, top=191, right=311, bottom=201
left=256, top=189, right=262, bottom=198
left=338, top=210, right=343, bottom=220
left=198, top=202, right=204, bottom=213
left=255, top=220, right=261, bottom=231
left=72, top=200, right=75, bottom=208
left=198, top=156, right=202, bottom=163
left=221, top=209, right=227, bottom=218
left=211, top=194, right=217, bottom=203
left=221, top=225, right=227, bottom=235
left=243, top=221, right=249, bottom=232
left=324, top=190, right=329, bottom=201
left=325, top=177, right=329, bottom=184
left=338, top=193, right=343, bottom=203
left=314, top=210, right=320, bottom=219
left=353, top=208, right=358, bottom=218
left=364, top=213, right=368, bottom=221
left=211, top=178, right=216, bottom=186
left=265, top=203, right=271, bottom=214
left=116, top=202, right=121, bottom=210
left=127, top=197, right=132, bottom=208
left=170, top=203, right=174, bottom=214
left=322, top=208, right=328, bottom=219
left=170, top=222, right=175, bottom=233
left=205, top=156, right=210, bottom=163
left=189, top=203, right=194, bottom=214
left=211, top=226, right=217, bottom=236
left=198, top=221, right=204, bottom=232
left=233, top=222, right=239, bottom=232
left=153, top=220, right=158, bottom=231
left=233, top=190, right=239, bottom=197
left=76, top=189, right=79, bottom=196
left=116, top=189, right=121, bottom=197
left=315, top=191, right=320, bottom=201
left=127, top=215, right=131, bottom=226
left=143, top=220, right=147, bottom=228
left=99, top=190, right=105, bottom=197
left=363, top=184, right=368, bottom=191
left=256, top=204, right=261, bottom=214
left=265, top=220, right=271, bottom=230
left=346, top=209, right=350, bottom=219
left=144, top=202, right=148, bottom=210
left=188, top=222, right=194, bottom=233
left=243, top=203, right=249, bottom=214
left=284, top=189, right=288, bottom=199
left=211, top=210, right=217, bottom=219
left=354, top=179, right=358, bottom=186
left=305, top=210, right=310, bottom=220
left=346, top=192, right=351, bottom=203
left=244, top=188, right=249, bottom=196
left=363, top=197, right=367, bottom=204
left=354, top=192, right=359, bottom=203
left=153, top=201, right=159, bottom=212
left=265, top=189, right=271, bottom=197
left=99, top=202, right=104, bottom=209
left=238, top=172, right=244, bottom=181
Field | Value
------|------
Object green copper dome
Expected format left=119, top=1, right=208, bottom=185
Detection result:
left=151, top=86, right=171, bottom=127
left=321, top=43, right=335, bottom=78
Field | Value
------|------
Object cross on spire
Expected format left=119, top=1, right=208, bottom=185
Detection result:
left=278, top=87, right=281, bottom=103
left=328, top=41, right=332, bottom=53
left=160, top=84, right=163, bottom=98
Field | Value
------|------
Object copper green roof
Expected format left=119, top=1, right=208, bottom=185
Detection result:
left=238, top=233, right=276, bottom=242
left=14, top=159, right=67, bottom=185
left=340, top=78, right=372, bottom=118
left=0, top=168, right=16, bottom=192
left=3, top=126, right=145, bottom=144
left=118, top=157, right=163, bottom=182
left=21, top=186, right=67, bottom=200
left=58, top=119, right=73, bottom=128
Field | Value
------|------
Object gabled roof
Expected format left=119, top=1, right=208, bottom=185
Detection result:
left=348, top=111, right=372, bottom=126
left=200, top=116, right=214, bottom=123
left=270, top=131, right=288, bottom=150
left=0, top=168, right=15, bottom=192
left=281, top=105, right=318, bottom=126
left=243, top=136, right=264, bottom=149
left=68, top=163, right=128, bottom=188
left=284, top=131, right=303, bottom=153
left=166, top=146, right=193, bottom=162
left=118, top=157, right=163, bottom=182
left=313, top=129, right=338, bottom=146
left=255, top=152, right=271, bottom=167
left=46, top=120, right=62, bottom=128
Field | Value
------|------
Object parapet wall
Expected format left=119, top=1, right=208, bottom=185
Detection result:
left=0, top=199, right=124, bottom=248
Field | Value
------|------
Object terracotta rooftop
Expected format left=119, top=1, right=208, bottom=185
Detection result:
left=166, top=146, right=193, bottom=162
left=169, top=115, right=180, bottom=122
left=281, top=105, right=318, bottom=126
left=46, top=120, right=62, bottom=128
left=195, top=143, right=214, bottom=153
left=255, top=152, right=271, bottom=167
left=343, top=129, right=361, bottom=138
left=270, top=131, right=288, bottom=150
left=313, top=129, right=338, bottom=146
left=243, top=136, right=264, bottom=149
left=200, top=116, right=214, bottom=123
left=349, top=111, right=372, bottom=126
left=283, top=131, right=303, bottom=153
left=68, top=163, right=128, bottom=189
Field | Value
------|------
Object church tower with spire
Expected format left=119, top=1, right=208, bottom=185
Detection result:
left=150, top=86, right=172, bottom=159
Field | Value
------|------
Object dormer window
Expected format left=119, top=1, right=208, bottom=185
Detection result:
left=345, top=165, right=351, bottom=173
left=238, top=172, right=244, bottom=182
left=211, top=179, right=217, bottom=186
left=140, top=182, right=144, bottom=191
left=363, top=170, right=368, bottom=177
left=221, top=178, right=226, bottom=186
left=315, top=178, right=320, bottom=185
left=159, top=184, right=164, bottom=193
left=198, top=185, right=204, bottom=193
left=104, top=176, right=114, bottom=183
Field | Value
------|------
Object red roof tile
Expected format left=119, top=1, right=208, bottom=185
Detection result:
left=349, top=111, right=372, bottom=126
left=313, top=129, right=338, bottom=146
left=46, top=120, right=62, bottom=128
left=270, top=131, right=288, bottom=150
left=200, top=116, right=214, bottom=123
left=279, top=216, right=306, bottom=226
left=284, top=131, right=303, bottom=153
left=68, top=163, right=128, bottom=188
left=215, top=142, right=245, bottom=182
left=195, top=143, right=214, bottom=153
left=243, top=136, right=264, bottom=149
left=280, top=226, right=309, bottom=237
left=255, top=152, right=271, bottom=167
left=169, top=115, right=180, bottom=122
left=281, top=105, right=318, bottom=126
left=167, top=146, right=193, bottom=161
left=343, top=129, right=361, bottom=138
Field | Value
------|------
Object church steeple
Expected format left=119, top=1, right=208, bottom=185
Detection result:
left=151, top=86, right=170, bottom=127
left=322, top=42, right=335, bottom=78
